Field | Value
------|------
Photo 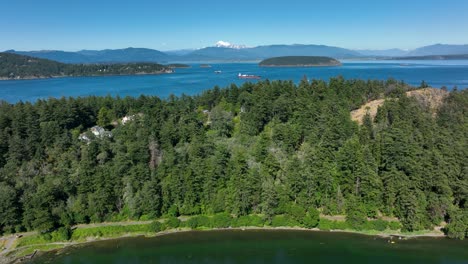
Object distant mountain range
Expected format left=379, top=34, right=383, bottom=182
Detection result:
left=6, top=48, right=170, bottom=64
left=406, top=44, right=468, bottom=56
left=5, top=43, right=468, bottom=63
left=387, top=54, right=468, bottom=60
left=357, top=44, right=468, bottom=57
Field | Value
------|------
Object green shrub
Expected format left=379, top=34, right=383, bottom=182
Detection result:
left=166, top=205, right=179, bottom=217
left=181, top=215, right=211, bottom=229
left=388, top=221, right=402, bottom=230
left=51, top=227, right=71, bottom=241
left=270, top=215, right=299, bottom=227
left=165, top=217, right=180, bottom=229
left=107, top=211, right=130, bottom=222
left=211, top=213, right=232, bottom=228
left=184, top=215, right=211, bottom=229
left=271, top=215, right=287, bottom=227
left=249, top=215, right=266, bottom=227
left=149, top=221, right=162, bottom=232
left=234, top=215, right=265, bottom=227
left=346, top=210, right=367, bottom=230
left=42, top=233, right=52, bottom=241
left=139, top=214, right=153, bottom=221
left=196, top=215, right=211, bottom=227
left=369, top=220, right=388, bottom=231
left=232, top=216, right=242, bottom=227
left=330, top=220, right=348, bottom=230
left=186, top=217, right=199, bottom=229
left=286, top=204, right=306, bottom=223
left=303, top=208, right=320, bottom=228
left=318, top=219, right=332, bottom=231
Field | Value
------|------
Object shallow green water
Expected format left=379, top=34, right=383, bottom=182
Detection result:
left=32, top=230, right=468, bottom=264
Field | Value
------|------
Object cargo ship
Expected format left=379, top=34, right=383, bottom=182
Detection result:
left=238, top=73, right=261, bottom=79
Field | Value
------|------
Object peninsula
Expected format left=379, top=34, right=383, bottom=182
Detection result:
left=259, top=56, right=341, bottom=67
left=0, top=52, right=173, bottom=80
left=0, top=78, right=467, bottom=261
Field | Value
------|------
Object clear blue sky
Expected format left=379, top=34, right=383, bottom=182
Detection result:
left=1, top=0, right=467, bottom=51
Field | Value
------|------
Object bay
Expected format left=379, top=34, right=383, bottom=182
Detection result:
left=32, top=230, right=468, bottom=264
left=1, top=60, right=468, bottom=103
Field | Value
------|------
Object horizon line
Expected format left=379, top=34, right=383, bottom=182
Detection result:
left=3, top=42, right=467, bottom=53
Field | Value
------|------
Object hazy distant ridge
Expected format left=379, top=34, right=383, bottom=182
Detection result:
left=406, top=44, right=468, bottom=56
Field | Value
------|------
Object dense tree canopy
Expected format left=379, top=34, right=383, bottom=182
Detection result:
left=0, top=77, right=466, bottom=238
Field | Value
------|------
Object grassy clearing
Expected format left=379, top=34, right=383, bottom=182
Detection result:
left=9, top=243, right=66, bottom=258
left=16, top=235, right=51, bottom=247
left=400, top=230, right=441, bottom=236
left=71, top=224, right=152, bottom=241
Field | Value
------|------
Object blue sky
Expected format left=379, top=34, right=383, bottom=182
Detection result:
left=1, top=0, right=467, bottom=51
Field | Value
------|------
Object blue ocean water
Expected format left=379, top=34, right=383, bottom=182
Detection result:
left=1, top=60, right=467, bottom=103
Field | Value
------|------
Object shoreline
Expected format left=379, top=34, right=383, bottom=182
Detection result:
left=0, top=224, right=446, bottom=263
left=0, top=71, right=173, bottom=81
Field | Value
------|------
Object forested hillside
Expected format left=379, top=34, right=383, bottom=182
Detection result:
left=0, top=78, right=466, bottom=239
left=0, top=52, right=170, bottom=79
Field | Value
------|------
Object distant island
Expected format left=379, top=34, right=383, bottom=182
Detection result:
left=0, top=52, right=173, bottom=80
left=166, top=63, right=191, bottom=68
left=259, top=56, right=341, bottom=67
left=387, top=54, right=468, bottom=60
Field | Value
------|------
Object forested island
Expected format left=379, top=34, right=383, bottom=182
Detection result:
left=166, top=63, right=191, bottom=68
left=259, top=56, right=342, bottom=67
left=0, top=77, right=467, bottom=259
left=0, top=52, right=173, bottom=80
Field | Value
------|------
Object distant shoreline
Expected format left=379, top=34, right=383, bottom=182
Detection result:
left=0, top=71, right=174, bottom=81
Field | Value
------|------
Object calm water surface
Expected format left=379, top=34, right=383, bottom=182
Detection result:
left=1, top=60, right=468, bottom=103
left=32, top=230, right=468, bottom=264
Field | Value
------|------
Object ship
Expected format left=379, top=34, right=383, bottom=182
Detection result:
left=238, top=73, right=261, bottom=79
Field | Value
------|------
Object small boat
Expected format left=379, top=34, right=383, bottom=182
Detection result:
left=214, top=70, right=222, bottom=74
left=238, top=73, right=261, bottom=79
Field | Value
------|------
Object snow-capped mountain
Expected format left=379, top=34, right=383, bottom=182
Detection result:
left=214, top=41, right=247, bottom=49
